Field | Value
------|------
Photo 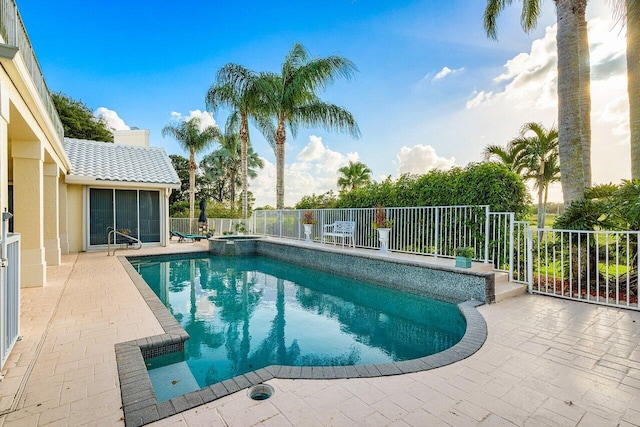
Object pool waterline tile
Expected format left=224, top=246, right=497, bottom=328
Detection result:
left=115, top=245, right=489, bottom=427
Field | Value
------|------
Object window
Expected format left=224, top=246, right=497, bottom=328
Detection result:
left=89, top=188, right=160, bottom=245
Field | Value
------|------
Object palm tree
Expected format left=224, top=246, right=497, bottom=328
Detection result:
left=482, top=143, right=527, bottom=174
left=260, top=43, right=361, bottom=209
left=484, top=0, right=590, bottom=204
left=206, top=65, right=275, bottom=220
left=608, top=0, right=640, bottom=179
left=337, top=161, right=372, bottom=191
left=510, top=123, right=559, bottom=228
left=162, top=117, right=220, bottom=222
left=626, top=0, right=640, bottom=180
left=201, top=134, right=264, bottom=211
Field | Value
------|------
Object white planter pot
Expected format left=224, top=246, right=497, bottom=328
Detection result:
left=303, top=224, right=313, bottom=242
left=377, top=228, right=391, bottom=253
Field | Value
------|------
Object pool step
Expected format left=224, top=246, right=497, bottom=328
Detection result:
left=495, top=282, right=528, bottom=302
left=494, top=271, right=528, bottom=302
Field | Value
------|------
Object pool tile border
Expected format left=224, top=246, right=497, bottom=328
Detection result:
left=115, top=255, right=488, bottom=427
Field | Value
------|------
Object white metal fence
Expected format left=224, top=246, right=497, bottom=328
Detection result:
left=250, top=206, right=494, bottom=263
left=169, top=218, right=245, bottom=236
left=528, top=228, right=640, bottom=310
left=1, top=234, right=20, bottom=369
left=170, top=208, right=640, bottom=311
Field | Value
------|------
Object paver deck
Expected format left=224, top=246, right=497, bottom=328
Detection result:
left=0, top=240, right=639, bottom=426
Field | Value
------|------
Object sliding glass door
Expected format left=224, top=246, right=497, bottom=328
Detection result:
left=89, top=188, right=161, bottom=246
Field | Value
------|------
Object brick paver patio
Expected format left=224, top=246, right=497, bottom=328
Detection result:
left=1, top=244, right=639, bottom=426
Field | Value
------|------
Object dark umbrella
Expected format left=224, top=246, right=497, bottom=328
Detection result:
left=198, top=198, right=207, bottom=223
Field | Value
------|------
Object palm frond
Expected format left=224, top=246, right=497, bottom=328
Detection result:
left=521, top=0, right=541, bottom=33
left=294, top=102, right=361, bottom=138
left=484, top=0, right=513, bottom=40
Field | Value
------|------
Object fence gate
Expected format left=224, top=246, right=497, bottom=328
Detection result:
left=1, top=221, right=20, bottom=369
left=527, top=227, right=640, bottom=311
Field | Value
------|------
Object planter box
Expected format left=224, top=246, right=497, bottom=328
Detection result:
left=455, top=256, right=472, bottom=268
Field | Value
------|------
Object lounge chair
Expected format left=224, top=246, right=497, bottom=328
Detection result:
left=170, top=230, right=206, bottom=242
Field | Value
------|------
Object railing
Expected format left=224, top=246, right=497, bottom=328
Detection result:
left=0, top=0, right=64, bottom=141
left=250, top=206, right=492, bottom=263
left=169, top=218, right=244, bottom=235
left=169, top=210, right=640, bottom=312
left=512, top=221, right=531, bottom=283
left=1, top=233, right=20, bottom=369
left=528, top=228, right=640, bottom=310
left=107, top=229, right=142, bottom=256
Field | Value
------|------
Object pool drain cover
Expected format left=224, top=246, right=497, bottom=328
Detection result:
left=247, top=384, right=274, bottom=401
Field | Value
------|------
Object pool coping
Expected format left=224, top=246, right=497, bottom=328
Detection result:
left=115, top=254, right=489, bottom=427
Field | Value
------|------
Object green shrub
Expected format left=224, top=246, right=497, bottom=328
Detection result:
left=334, top=163, right=530, bottom=217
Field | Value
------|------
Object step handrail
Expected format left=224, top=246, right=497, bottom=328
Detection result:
left=107, top=229, right=143, bottom=256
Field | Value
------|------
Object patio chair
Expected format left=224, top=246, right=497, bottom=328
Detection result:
left=170, top=230, right=206, bottom=242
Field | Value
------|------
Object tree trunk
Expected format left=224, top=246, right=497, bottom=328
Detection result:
left=275, top=118, right=286, bottom=210
left=537, top=174, right=545, bottom=228
left=577, top=2, right=592, bottom=187
left=629, top=0, right=640, bottom=179
left=556, top=0, right=586, bottom=205
left=229, top=169, right=237, bottom=212
left=240, top=112, right=249, bottom=220
left=189, top=149, right=196, bottom=230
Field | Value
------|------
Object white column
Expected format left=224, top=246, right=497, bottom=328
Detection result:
left=43, top=163, right=60, bottom=265
left=58, top=175, right=69, bottom=254
left=0, top=80, right=9, bottom=213
left=13, top=140, right=45, bottom=287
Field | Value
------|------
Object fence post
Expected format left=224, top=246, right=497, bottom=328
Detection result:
left=527, top=227, right=534, bottom=293
left=483, top=206, right=490, bottom=264
left=508, top=213, right=514, bottom=282
left=434, top=208, right=439, bottom=258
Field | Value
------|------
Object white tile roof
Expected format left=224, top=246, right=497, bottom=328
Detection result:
left=63, top=138, right=180, bottom=188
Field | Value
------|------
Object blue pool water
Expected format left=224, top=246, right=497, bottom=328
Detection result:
left=129, top=254, right=466, bottom=401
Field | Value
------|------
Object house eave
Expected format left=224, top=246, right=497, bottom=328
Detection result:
left=65, top=175, right=180, bottom=189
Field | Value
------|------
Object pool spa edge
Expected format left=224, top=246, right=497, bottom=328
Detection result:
left=115, top=247, right=489, bottom=427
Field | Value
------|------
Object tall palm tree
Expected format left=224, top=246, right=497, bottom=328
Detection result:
left=484, top=0, right=590, bottom=204
left=206, top=65, right=275, bottom=220
left=608, top=0, right=640, bottom=179
left=162, top=117, right=220, bottom=222
left=626, top=0, right=640, bottom=180
left=337, top=161, right=372, bottom=191
left=510, top=122, right=559, bottom=228
left=261, top=43, right=361, bottom=209
left=201, top=135, right=264, bottom=211
left=482, top=143, right=527, bottom=174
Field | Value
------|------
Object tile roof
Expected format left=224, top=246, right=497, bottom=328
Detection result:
left=63, top=138, right=180, bottom=187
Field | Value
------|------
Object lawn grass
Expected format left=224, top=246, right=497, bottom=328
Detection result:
left=525, top=213, right=557, bottom=228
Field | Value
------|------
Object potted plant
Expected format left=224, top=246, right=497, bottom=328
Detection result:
left=301, top=210, right=317, bottom=242
left=455, top=247, right=474, bottom=268
left=372, top=205, right=393, bottom=253
left=234, top=222, right=247, bottom=235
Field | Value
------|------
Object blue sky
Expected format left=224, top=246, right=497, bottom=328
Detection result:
left=19, top=1, right=627, bottom=206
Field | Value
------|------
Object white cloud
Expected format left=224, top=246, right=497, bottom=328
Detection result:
left=94, top=107, right=130, bottom=131
left=457, top=16, right=630, bottom=201
left=433, top=66, right=465, bottom=81
left=396, top=145, right=456, bottom=175
left=170, top=109, right=218, bottom=130
left=251, top=135, right=359, bottom=207
left=466, top=90, right=493, bottom=109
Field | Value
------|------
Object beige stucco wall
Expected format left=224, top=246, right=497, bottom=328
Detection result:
left=67, top=184, right=83, bottom=253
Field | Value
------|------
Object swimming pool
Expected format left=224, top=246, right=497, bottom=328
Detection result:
left=129, top=253, right=466, bottom=401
